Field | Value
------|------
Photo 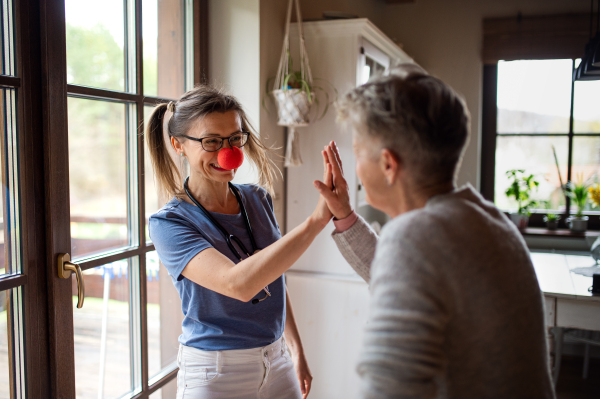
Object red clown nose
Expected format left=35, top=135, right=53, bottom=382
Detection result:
left=217, top=146, right=244, bottom=170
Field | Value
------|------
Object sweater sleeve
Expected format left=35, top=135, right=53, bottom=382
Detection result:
left=358, top=222, right=449, bottom=399
left=331, top=214, right=378, bottom=283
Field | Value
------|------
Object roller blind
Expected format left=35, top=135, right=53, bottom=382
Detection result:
left=482, top=13, right=591, bottom=64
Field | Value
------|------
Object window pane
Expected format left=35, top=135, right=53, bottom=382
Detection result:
left=497, top=60, right=573, bottom=134
left=572, top=136, right=600, bottom=212
left=65, top=0, right=126, bottom=91
left=0, top=292, right=8, bottom=396
left=149, top=378, right=176, bottom=398
left=144, top=106, right=160, bottom=242
left=73, top=258, right=136, bottom=398
left=573, top=80, right=600, bottom=133
left=68, top=98, right=129, bottom=259
left=147, top=251, right=182, bottom=381
left=494, top=136, right=569, bottom=211
left=0, top=89, right=20, bottom=276
left=0, top=287, right=24, bottom=398
left=0, top=0, right=15, bottom=76
left=143, top=0, right=185, bottom=98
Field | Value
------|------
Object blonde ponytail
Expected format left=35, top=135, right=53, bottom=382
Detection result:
left=145, top=103, right=184, bottom=201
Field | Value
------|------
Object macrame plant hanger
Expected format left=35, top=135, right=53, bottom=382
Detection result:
left=272, top=0, right=313, bottom=167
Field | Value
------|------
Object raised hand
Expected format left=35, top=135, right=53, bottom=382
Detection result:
left=313, top=141, right=353, bottom=220
left=310, top=146, right=334, bottom=227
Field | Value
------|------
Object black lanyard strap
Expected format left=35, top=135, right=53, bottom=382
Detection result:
left=229, top=181, right=259, bottom=253
left=183, top=177, right=258, bottom=260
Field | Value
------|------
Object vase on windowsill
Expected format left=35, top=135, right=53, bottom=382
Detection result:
left=567, top=215, right=588, bottom=233
left=509, top=213, right=529, bottom=230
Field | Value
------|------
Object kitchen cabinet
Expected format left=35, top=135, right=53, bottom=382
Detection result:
left=284, top=18, right=413, bottom=398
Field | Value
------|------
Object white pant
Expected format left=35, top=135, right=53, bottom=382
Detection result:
left=176, top=337, right=302, bottom=399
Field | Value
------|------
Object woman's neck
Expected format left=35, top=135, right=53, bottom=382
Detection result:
left=388, top=180, right=455, bottom=218
left=185, top=174, right=240, bottom=215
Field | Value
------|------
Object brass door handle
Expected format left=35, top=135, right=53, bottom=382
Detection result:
left=58, top=253, right=85, bottom=308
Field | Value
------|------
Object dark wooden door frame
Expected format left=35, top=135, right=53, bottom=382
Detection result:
left=39, top=0, right=77, bottom=395
left=18, top=0, right=51, bottom=397
left=0, top=0, right=212, bottom=397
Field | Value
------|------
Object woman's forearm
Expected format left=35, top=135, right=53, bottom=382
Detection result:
left=182, top=212, right=329, bottom=302
left=284, top=289, right=305, bottom=356
left=229, top=215, right=327, bottom=301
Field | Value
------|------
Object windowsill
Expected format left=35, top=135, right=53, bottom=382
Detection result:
left=521, top=227, right=600, bottom=238
left=521, top=228, right=598, bottom=252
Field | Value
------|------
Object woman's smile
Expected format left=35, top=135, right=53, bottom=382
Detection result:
left=210, top=162, right=228, bottom=172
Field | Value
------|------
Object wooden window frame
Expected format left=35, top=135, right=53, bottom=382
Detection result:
left=481, top=13, right=600, bottom=232
left=4, top=0, right=209, bottom=397
left=480, top=60, right=600, bottom=231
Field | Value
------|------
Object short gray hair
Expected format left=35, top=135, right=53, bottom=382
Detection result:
left=337, top=64, right=470, bottom=186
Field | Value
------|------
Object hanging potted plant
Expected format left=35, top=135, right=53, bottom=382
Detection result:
left=566, top=177, right=591, bottom=233
left=269, top=0, right=335, bottom=167
left=505, top=169, right=539, bottom=230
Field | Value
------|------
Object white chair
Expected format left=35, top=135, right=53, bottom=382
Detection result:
left=553, top=327, right=600, bottom=385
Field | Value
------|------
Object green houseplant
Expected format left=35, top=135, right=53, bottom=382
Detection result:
left=566, top=177, right=591, bottom=233
left=540, top=201, right=561, bottom=230
left=505, top=169, right=539, bottom=229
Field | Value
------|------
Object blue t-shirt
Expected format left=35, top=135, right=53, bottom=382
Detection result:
left=149, top=184, right=285, bottom=351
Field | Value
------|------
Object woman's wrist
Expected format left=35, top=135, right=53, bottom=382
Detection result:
left=333, top=210, right=358, bottom=233
left=307, top=213, right=330, bottom=231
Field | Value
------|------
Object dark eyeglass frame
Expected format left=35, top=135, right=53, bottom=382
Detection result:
left=181, top=131, right=250, bottom=152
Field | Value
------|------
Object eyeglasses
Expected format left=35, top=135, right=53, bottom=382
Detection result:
left=182, top=131, right=250, bottom=152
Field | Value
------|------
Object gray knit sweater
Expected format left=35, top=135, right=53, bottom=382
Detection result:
left=332, top=185, right=555, bottom=399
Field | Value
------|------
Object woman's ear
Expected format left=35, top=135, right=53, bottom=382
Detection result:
left=379, top=148, right=401, bottom=186
left=171, top=136, right=183, bottom=156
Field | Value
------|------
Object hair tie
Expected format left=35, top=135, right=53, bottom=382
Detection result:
left=167, top=101, right=176, bottom=113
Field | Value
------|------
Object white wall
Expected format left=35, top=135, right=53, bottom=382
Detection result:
left=209, top=0, right=289, bottom=223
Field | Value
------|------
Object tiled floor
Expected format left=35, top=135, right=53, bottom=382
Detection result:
left=556, top=356, right=600, bottom=399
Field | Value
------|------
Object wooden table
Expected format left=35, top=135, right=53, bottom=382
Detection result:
left=531, top=252, right=600, bottom=383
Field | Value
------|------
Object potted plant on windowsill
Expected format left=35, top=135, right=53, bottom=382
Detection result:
left=505, top=169, right=539, bottom=230
left=588, top=184, right=600, bottom=261
left=543, top=212, right=561, bottom=230
left=539, top=200, right=561, bottom=230
left=566, top=178, right=590, bottom=233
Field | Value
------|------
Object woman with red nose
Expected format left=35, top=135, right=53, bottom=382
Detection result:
left=146, top=86, right=330, bottom=399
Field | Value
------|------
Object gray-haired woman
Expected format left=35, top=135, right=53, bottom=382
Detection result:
left=313, top=66, right=555, bottom=398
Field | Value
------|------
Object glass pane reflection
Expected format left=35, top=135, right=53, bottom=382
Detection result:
left=497, top=60, right=573, bottom=134
left=0, top=89, right=21, bottom=276
left=73, top=259, right=134, bottom=398
left=147, top=251, right=182, bottom=380
left=573, top=80, right=600, bottom=134
left=573, top=136, right=600, bottom=212
left=0, top=0, right=15, bottom=76
left=144, top=106, right=160, bottom=242
left=142, top=0, right=185, bottom=98
left=0, top=294, right=9, bottom=395
left=65, top=0, right=126, bottom=91
left=0, top=288, right=22, bottom=397
left=148, top=378, right=177, bottom=399
left=68, top=97, right=129, bottom=259
left=495, top=136, right=569, bottom=211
